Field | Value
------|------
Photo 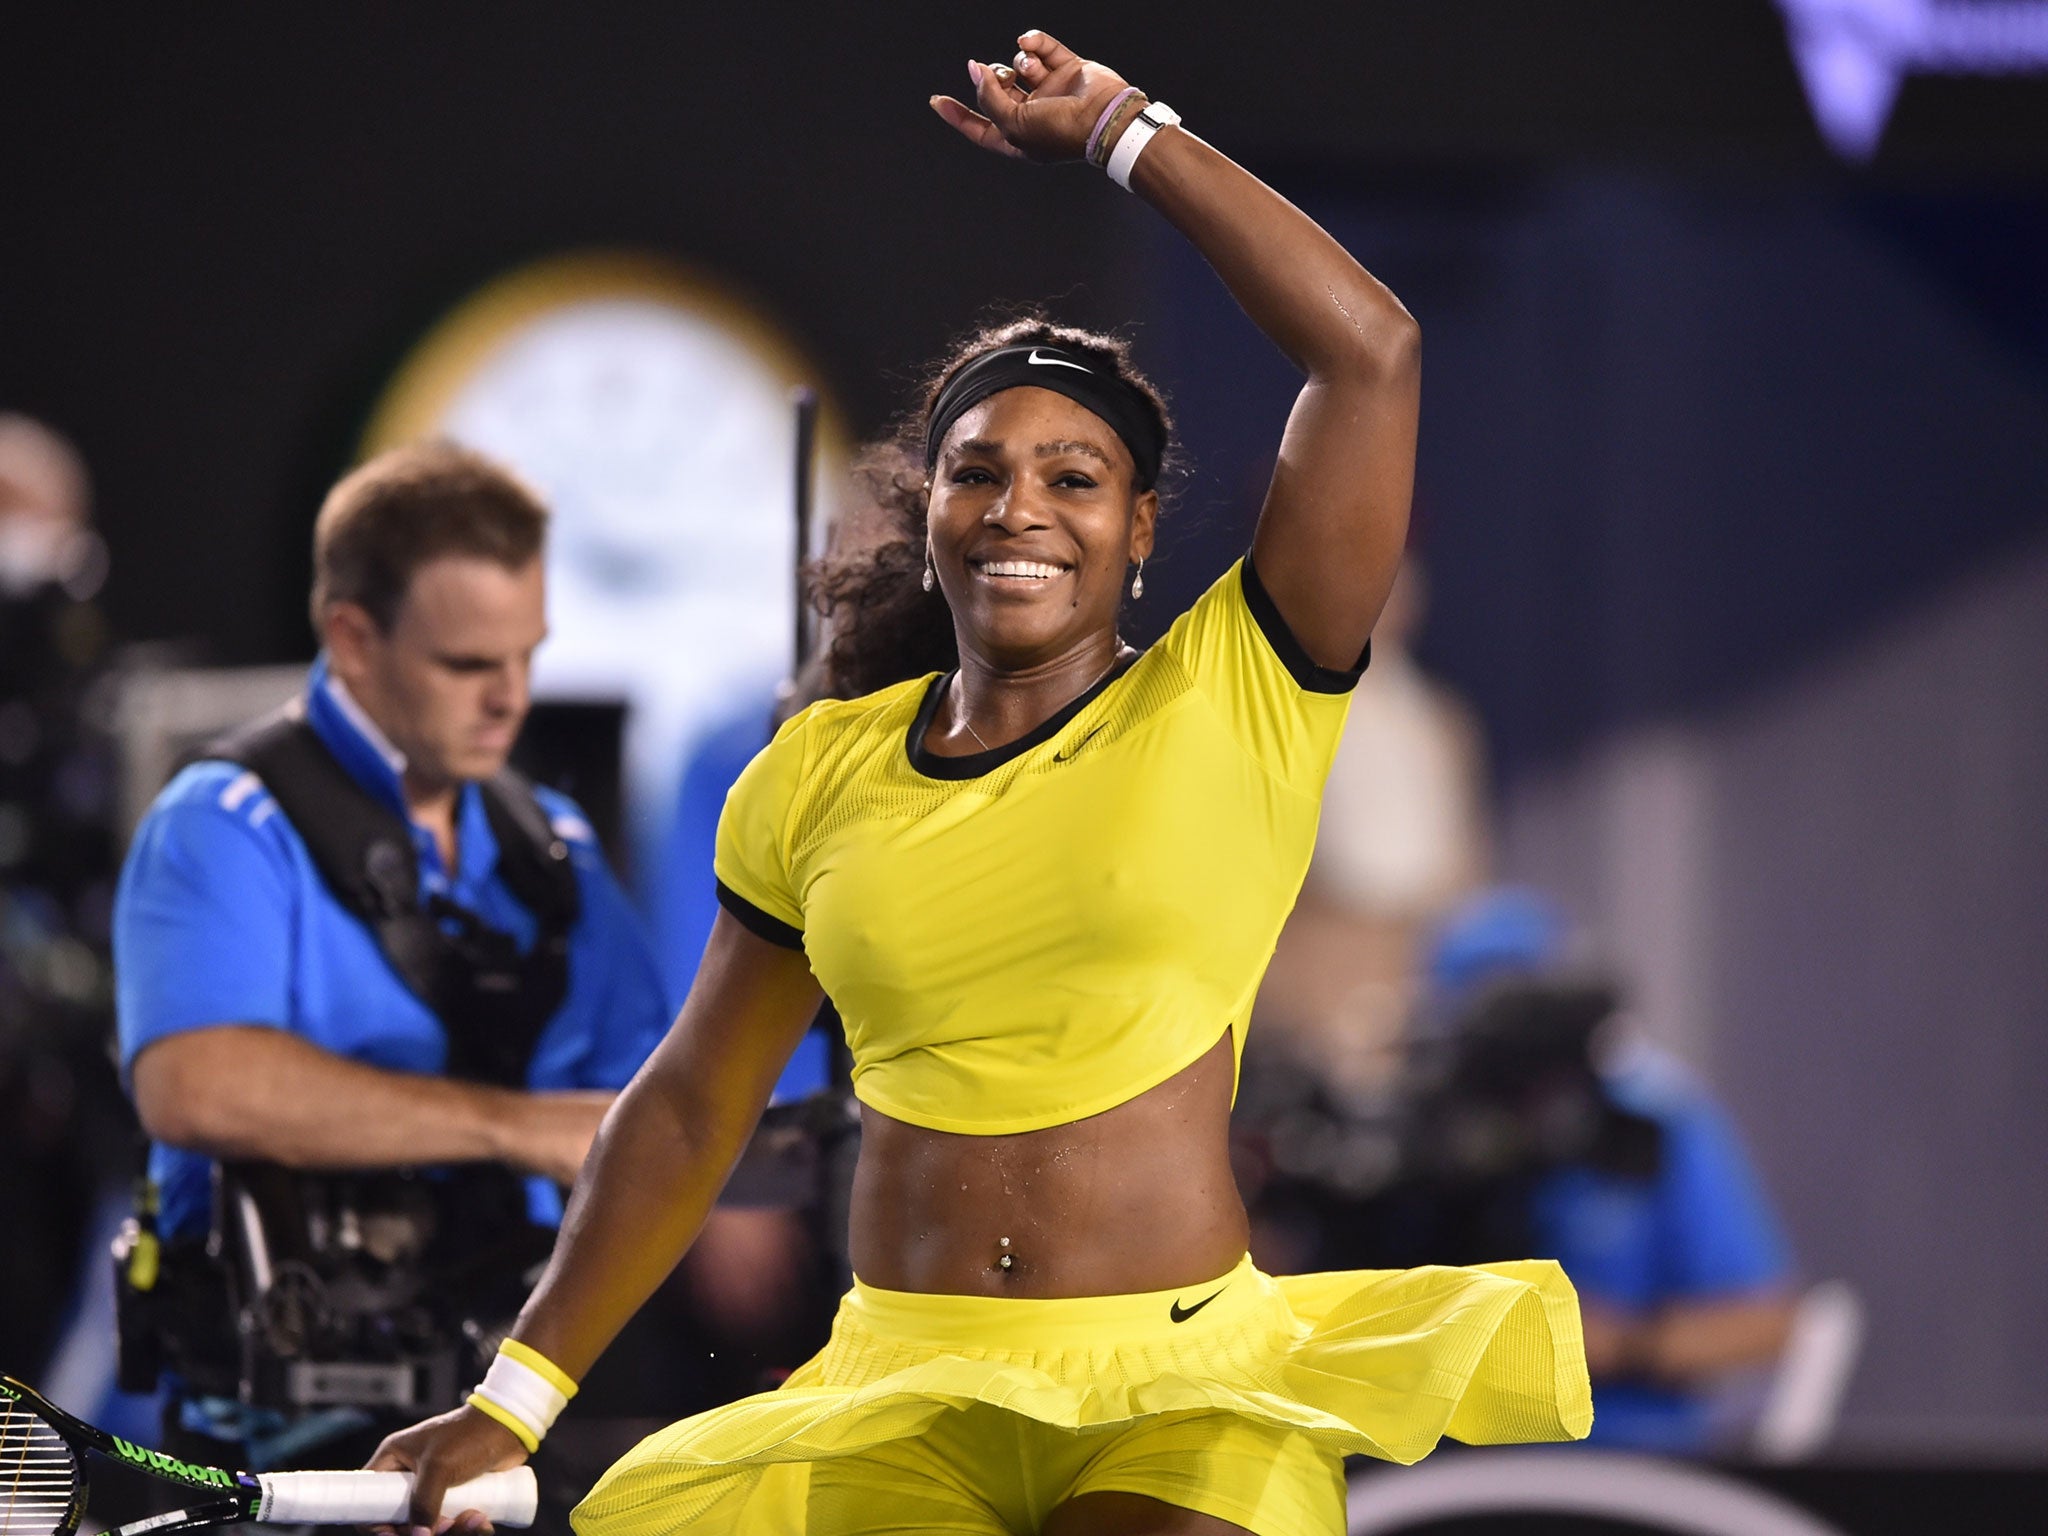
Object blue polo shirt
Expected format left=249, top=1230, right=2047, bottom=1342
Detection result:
left=1528, top=1047, right=1793, bottom=1452
left=114, top=658, right=672, bottom=1239
left=653, top=688, right=830, bottom=1105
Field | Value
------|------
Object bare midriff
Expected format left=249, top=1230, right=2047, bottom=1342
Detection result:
left=848, top=1029, right=1248, bottom=1297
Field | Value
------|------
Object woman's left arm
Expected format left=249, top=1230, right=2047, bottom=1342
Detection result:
left=940, top=31, right=1419, bottom=668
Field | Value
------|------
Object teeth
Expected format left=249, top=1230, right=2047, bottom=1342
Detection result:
left=981, top=560, right=1063, bottom=579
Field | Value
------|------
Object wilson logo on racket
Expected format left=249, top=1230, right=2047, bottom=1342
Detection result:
left=0, top=1372, right=536, bottom=1536
left=106, top=1440, right=238, bottom=1489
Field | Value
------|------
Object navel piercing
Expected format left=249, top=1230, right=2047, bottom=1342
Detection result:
left=998, top=1236, right=1014, bottom=1271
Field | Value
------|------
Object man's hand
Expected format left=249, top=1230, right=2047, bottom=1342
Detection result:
left=1582, top=1294, right=1798, bottom=1386
left=493, top=1090, right=614, bottom=1188
left=1579, top=1301, right=1650, bottom=1381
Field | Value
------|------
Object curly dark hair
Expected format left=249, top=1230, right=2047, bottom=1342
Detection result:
left=803, top=315, right=1178, bottom=705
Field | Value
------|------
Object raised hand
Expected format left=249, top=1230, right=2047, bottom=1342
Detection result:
left=929, top=29, right=1132, bottom=163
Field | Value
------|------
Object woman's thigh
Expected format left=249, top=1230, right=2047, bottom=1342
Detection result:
left=801, top=1404, right=1030, bottom=1536
left=1042, top=1491, right=1253, bottom=1535
left=803, top=1437, right=1011, bottom=1535
left=799, top=1407, right=1342, bottom=1536
left=1055, top=1411, right=1345, bottom=1536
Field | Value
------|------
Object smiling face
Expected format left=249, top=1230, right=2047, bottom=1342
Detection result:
left=928, top=386, right=1157, bottom=669
left=323, top=553, right=548, bottom=793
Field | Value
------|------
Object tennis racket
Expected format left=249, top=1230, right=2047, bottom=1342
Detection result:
left=0, top=1375, right=536, bottom=1536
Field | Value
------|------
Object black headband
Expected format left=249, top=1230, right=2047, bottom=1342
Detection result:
left=923, top=344, right=1166, bottom=491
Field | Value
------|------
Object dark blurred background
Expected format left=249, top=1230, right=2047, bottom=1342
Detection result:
left=6, top=2, right=2046, bottom=1527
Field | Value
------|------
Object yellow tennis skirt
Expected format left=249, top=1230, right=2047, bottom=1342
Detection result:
left=574, top=1255, right=1591, bottom=1536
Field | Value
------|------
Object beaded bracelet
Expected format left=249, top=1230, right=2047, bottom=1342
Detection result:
left=1083, top=86, right=1142, bottom=166
left=1091, top=92, right=1152, bottom=168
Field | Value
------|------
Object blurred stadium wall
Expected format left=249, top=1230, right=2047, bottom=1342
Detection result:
left=8, top=0, right=2046, bottom=1458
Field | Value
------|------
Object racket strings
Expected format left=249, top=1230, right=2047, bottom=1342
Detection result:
left=0, top=1403, right=78, bottom=1536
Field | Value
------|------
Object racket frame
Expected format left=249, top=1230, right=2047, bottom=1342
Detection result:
left=2, top=1374, right=263, bottom=1536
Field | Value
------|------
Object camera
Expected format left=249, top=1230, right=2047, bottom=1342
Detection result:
left=116, top=1162, right=550, bottom=1414
left=221, top=1163, right=552, bottom=1413
left=1233, top=977, right=1664, bottom=1270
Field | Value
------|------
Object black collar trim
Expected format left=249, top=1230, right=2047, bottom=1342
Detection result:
left=905, top=654, right=1137, bottom=781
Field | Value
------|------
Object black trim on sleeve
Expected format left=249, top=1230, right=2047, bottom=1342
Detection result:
left=715, top=878, right=805, bottom=950
left=1239, top=553, right=1371, bottom=694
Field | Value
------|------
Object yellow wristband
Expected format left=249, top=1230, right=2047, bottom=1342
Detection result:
left=499, top=1338, right=579, bottom=1401
left=466, top=1391, right=541, bottom=1454
left=467, top=1340, right=576, bottom=1452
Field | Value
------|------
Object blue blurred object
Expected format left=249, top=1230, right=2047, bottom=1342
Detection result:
left=650, top=690, right=830, bottom=1106
left=1530, top=1046, right=1794, bottom=1452
left=1425, top=886, right=1795, bottom=1453
left=1425, top=885, right=1570, bottom=996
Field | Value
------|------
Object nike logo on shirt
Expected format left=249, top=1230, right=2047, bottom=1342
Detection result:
left=1028, top=348, right=1093, bottom=372
left=1053, top=725, right=1106, bottom=763
left=1169, top=1286, right=1227, bottom=1323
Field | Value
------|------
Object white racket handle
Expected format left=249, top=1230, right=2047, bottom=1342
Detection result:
left=255, top=1467, right=539, bottom=1527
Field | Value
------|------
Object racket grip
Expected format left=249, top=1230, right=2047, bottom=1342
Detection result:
left=256, top=1467, right=539, bottom=1527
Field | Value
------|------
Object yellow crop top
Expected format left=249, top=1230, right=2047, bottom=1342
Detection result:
left=713, top=555, right=1367, bottom=1136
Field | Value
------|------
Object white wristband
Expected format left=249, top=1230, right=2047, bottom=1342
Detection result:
left=1106, top=100, right=1181, bottom=191
left=467, top=1340, right=576, bottom=1453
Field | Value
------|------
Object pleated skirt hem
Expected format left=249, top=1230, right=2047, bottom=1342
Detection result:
left=572, top=1257, right=1591, bottom=1536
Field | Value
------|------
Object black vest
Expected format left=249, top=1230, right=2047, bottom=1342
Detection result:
left=209, top=708, right=581, bottom=1086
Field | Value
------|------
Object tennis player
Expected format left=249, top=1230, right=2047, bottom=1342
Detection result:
left=372, top=30, right=1590, bottom=1536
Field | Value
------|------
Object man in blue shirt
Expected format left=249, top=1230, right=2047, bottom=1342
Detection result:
left=114, top=443, right=670, bottom=1461
left=652, top=686, right=831, bottom=1104
left=1427, top=889, right=1798, bottom=1454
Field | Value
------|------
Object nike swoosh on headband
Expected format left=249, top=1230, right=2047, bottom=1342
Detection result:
left=1027, top=348, right=1094, bottom=372
left=1169, top=1285, right=1227, bottom=1323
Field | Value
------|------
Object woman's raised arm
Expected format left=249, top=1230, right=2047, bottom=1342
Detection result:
left=368, top=911, right=822, bottom=1525
left=934, top=29, right=1418, bottom=669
